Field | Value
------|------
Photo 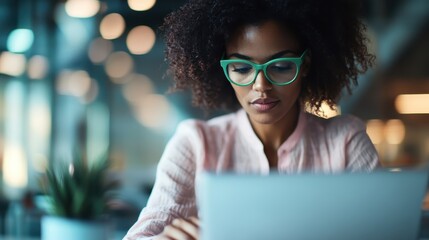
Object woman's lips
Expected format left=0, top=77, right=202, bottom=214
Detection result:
left=250, top=98, right=280, bottom=112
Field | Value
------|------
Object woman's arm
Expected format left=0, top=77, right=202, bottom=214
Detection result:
left=123, top=121, right=202, bottom=240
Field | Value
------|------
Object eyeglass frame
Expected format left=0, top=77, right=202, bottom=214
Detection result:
left=219, top=49, right=308, bottom=86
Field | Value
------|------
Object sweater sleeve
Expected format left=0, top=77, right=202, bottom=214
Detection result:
left=123, top=120, right=201, bottom=240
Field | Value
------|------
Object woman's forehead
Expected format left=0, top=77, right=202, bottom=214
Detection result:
left=225, top=20, right=301, bottom=58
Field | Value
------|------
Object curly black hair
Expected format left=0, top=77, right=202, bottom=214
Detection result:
left=161, top=0, right=375, bottom=112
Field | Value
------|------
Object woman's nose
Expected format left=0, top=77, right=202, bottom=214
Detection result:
left=252, top=70, right=272, bottom=92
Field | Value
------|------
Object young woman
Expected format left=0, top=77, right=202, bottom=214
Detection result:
left=124, top=0, right=379, bottom=239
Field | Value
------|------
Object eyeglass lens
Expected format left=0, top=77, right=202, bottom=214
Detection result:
left=226, top=60, right=297, bottom=85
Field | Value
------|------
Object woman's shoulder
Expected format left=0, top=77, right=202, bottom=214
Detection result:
left=304, top=111, right=367, bottom=135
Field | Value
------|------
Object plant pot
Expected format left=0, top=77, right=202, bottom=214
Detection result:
left=41, top=215, right=113, bottom=240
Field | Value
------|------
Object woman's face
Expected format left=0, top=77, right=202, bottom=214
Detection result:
left=225, top=20, right=309, bottom=126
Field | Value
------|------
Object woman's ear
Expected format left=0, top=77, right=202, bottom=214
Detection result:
left=302, top=50, right=311, bottom=77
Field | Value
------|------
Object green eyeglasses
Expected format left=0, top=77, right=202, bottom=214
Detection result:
left=220, top=49, right=308, bottom=86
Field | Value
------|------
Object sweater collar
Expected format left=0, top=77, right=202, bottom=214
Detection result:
left=237, top=106, right=307, bottom=152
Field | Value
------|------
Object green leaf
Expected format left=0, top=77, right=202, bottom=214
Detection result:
left=42, top=153, right=116, bottom=220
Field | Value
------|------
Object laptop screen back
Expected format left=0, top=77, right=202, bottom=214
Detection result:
left=199, top=170, right=428, bottom=240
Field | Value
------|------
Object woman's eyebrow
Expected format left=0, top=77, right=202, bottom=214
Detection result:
left=226, top=53, right=252, bottom=60
left=269, top=50, right=298, bottom=59
left=226, top=50, right=298, bottom=60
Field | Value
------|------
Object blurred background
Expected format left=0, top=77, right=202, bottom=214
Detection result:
left=0, top=0, right=428, bottom=238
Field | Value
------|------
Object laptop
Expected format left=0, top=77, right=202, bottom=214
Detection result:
left=198, top=169, right=429, bottom=240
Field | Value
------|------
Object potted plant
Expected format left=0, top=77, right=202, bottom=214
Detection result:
left=41, top=155, right=116, bottom=240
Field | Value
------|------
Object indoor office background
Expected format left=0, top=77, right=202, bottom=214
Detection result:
left=0, top=0, right=428, bottom=238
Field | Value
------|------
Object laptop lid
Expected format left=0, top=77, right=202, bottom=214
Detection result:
left=199, top=169, right=428, bottom=240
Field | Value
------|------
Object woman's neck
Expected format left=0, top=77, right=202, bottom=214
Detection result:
left=250, top=103, right=300, bottom=151
left=249, top=103, right=300, bottom=168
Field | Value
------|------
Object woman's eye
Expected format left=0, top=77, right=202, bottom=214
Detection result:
left=269, top=62, right=294, bottom=72
left=230, top=64, right=252, bottom=74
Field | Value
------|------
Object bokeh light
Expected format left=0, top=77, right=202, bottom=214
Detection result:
left=105, top=51, right=134, bottom=79
left=88, top=37, right=113, bottom=64
left=395, top=94, right=429, bottom=114
left=366, top=119, right=385, bottom=145
left=3, top=145, right=27, bottom=189
left=100, top=13, right=126, bottom=40
left=126, top=25, right=156, bottom=55
left=65, top=0, right=100, bottom=18
left=133, top=94, right=171, bottom=129
left=128, top=0, right=156, bottom=11
left=305, top=101, right=340, bottom=119
left=56, top=70, right=92, bottom=98
left=0, top=52, right=26, bottom=77
left=28, top=55, right=49, bottom=80
left=28, top=85, right=51, bottom=174
left=7, top=29, right=34, bottom=53
left=3, top=81, right=28, bottom=199
left=319, top=102, right=341, bottom=119
left=385, top=119, right=406, bottom=145
left=122, top=74, right=155, bottom=104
